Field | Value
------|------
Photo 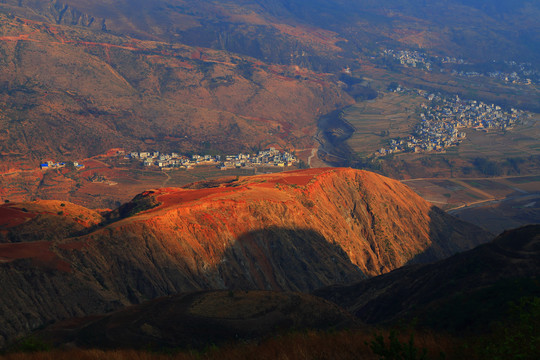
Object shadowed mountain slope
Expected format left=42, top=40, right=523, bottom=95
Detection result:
left=3, top=0, right=538, bottom=64
left=315, top=225, right=540, bottom=333
left=0, top=168, right=491, bottom=346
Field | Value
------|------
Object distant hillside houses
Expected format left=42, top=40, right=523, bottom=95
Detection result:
left=40, top=160, right=85, bottom=170
left=382, top=49, right=435, bottom=71
left=377, top=94, right=526, bottom=156
left=382, top=48, right=538, bottom=85
left=127, top=148, right=297, bottom=170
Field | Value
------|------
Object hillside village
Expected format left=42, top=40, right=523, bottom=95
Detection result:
left=124, top=147, right=297, bottom=170
left=456, top=60, right=539, bottom=85
left=40, top=160, right=84, bottom=170
left=377, top=94, right=526, bottom=156
left=452, top=69, right=535, bottom=86
left=382, top=49, right=467, bottom=71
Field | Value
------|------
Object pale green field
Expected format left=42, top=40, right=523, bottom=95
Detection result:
left=343, top=92, right=426, bottom=157
left=454, top=112, right=540, bottom=160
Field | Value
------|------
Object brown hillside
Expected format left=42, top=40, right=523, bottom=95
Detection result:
left=0, top=11, right=352, bottom=169
left=0, top=168, right=491, bottom=347
left=0, top=200, right=103, bottom=243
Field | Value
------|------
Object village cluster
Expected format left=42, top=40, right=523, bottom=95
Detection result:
left=127, top=147, right=298, bottom=170
left=377, top=94, right=525, bottom=156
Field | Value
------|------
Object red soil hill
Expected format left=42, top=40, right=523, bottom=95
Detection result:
left=0, top=168, right=491, bottom=346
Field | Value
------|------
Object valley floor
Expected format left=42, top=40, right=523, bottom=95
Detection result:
left=403, top=175, right=540, bottom=234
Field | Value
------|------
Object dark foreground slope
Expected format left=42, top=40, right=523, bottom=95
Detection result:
left=0, top=168, right=491, bottom=346
left=315, top=225, right=540, bottom=333
left=31, top=290, right=358, bottom=350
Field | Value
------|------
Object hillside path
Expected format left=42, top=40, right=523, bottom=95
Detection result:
left=161, top=171, right=171, bottom=187
left=308, top=147, right=318, bottom=168
left=451, top=179, right=495, bottom=200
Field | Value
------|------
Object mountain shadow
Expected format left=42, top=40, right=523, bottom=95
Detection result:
left=407, top=206, right=495, bottom=265
left=213, top=227, right=366, bottom=292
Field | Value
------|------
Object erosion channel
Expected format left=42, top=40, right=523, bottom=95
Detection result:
left=316, top=109, right=356, bottom=166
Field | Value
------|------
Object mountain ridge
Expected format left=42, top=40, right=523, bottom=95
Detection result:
left=0, top=168, right=492, bottom=346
